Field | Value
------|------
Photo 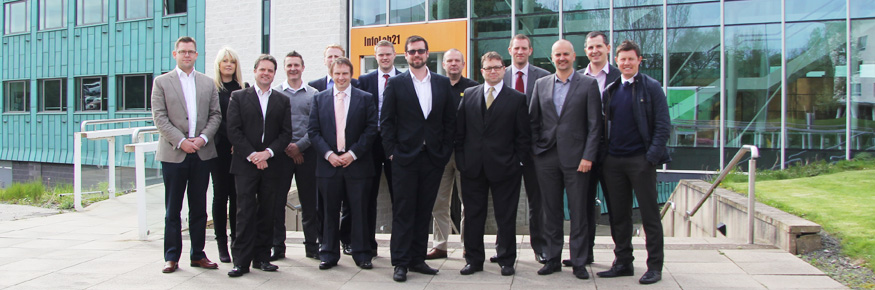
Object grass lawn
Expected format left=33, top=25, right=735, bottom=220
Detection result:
left=725, top=170, right=875, bottom=270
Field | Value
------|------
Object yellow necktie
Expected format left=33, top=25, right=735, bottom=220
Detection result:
left=486, top=87, right=495, bottom=109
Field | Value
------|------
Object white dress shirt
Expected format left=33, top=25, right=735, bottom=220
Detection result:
left=511, top=63, right=530, bottom=92
left=174, top=67, right=208, bottom=148
left=411, top=69, right=433, bottom=118
left=584, top=64, right=611, bottom=95
left=253, top=86, right=274, bottom=158
left=324, top=86, right=358, bottom=161
left=483, top=80, right=504, bottom=104
left=377, top=68, right=397, bottom=123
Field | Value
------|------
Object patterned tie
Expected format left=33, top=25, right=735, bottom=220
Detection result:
left=335, top=91, right=346, bottom=152
left=383, top=74, right=389, bottom=88
left=486, top=87, right=495, bottom=109
left=515, top=71, right=525, bottom=93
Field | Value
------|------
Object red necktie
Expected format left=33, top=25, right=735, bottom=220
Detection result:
left=383, top=74, right=389, bottom=88
left=515, top=71, right=525, bottom=93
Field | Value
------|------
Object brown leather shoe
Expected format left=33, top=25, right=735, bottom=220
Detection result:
left=190, top=257, right=219, bottom=269
left=425, top=248, right=447, bottom=260
left=162, top=261, right=178, bottom=273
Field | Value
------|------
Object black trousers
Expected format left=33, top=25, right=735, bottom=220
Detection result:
left=534, top=147, right=591, bottom=266
left=602, top=154, right=664, bottom=272
left=162, top=153, right=212, bottom=262
left=319, top=169, right=372, bottom=264
left=390, top=151, right=443, bottom=267
left=585, top=162, right=609, bottom=260
left=365, top=134, right=393, bottom=250
left=232, top=173, right=285, bottom=267
left=461, top=168, right=521, bottom=267
left=273, top=148, right=319, bottom=253
left=520, top=157, right=545, bottom=256
left=211, top=142, right=236, bottom=244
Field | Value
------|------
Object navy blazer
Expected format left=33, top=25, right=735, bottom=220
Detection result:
left=226, top=87, right=293, bottom=177
left=358, top=68, right=401, bottom=105
left=308, top=86, right=378, bottom=178
left=308, top=76, right=361, bottom=92
left=380, top=71, right=455, bottom=167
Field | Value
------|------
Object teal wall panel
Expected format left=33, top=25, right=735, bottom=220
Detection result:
left=0, top=114, right=31, bottom=161
left=73, top=26, right=109, bottom=76
left=2, top=34, right=31, bottom=80
left=35, top=30, right=68, bottom=78
left=115, top=20, right=155, bottom=73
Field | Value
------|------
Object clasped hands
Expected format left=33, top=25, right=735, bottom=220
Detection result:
left=249, top=151, right=271, bottom=170
left=284, top=143, right=304, bottom=164
left=180, top=137, right=206, bottom=153
left=327, top=152, right=355, bottom=168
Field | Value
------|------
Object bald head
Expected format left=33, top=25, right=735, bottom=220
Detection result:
left=551, top=39, right=577, bottom=74
left=442, top=48, right=465, bottom=81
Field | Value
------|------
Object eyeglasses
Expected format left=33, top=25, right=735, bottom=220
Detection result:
left=406, top=49, right=427, bottom=55
left=481, top=66, right=505, bottom=72
left=177, top=50, right=197, bottom=55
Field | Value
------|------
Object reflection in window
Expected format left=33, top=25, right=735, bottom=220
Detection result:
left=613, top=0, right=661, bottom=8
left=527, top=35, right=559, bottom=74
left=40, top=0, right=65, bottom=30
left=564, top=10, right=609, bottom=34
left=850, top=19, right=875, bottom=153
left=77, top=0, right=107, bottom=25
left=119, top=0, right=153, bottom=21
left=614, top=29, right=663, bottom=81
left=472, top=17, right=511, bottom=39
left=850, top=0, right=875, bottom=19
left=77, top=77, right=106, bottom=111
left=118, top=75, right=154, bottom=111
left=39, top=79, right=67, bottom=111
left=164, top=0, right=186, bottom=15
left=516, top=0, right=559, bottom=14
left=4, top=81, right=30, bottom=112
left=4, top=1, right=29, bottom=34
left=667, top=2, right=719, bottom=28
left=785, top=0, right=845, bottom=22
left=613, top=6, right=663, bottom=30
left=517, top=14, right=559, bottom=36
left=390, top=0, right=425, bottom=24
left=563, top=0, right=608, bottom=11
left=429, top=0, right=465, bottom=21
left=471, top=0, right=510, bottom=18
left=724, top=0, right=780, bottom=25
left=353, top=0, right=386, bottom=26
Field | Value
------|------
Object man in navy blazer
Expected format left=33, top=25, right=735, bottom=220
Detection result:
left=356, top=40, right=401, bottom=256
left=308, top=44, right=360, bottom=91
left=308, top=57, right=379, bottom=270
left=381, top=35, right=455, bottom=282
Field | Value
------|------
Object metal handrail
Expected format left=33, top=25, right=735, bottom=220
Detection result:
left=80, top=117, right=153, bottom=131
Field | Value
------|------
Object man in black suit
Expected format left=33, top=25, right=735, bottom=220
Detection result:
left=308, top=44, right=360, bottom=91
left=357, top=40, right=401, bottom=256
left=309, top=57, right=379, bottom=270
left=455, top=52, right=530, bottom=276
left=225, top=54, right=293, bottom=277
left=530, top=39, right=602, bottom=279
left=563, top=31, right=623, bottom=268
left=501, top=34, right=551, bottom=264
left=381, top=35, right=455, bottom=282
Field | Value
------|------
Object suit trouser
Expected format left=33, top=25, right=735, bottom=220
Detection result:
left=272, top=148, right=320, bottom=253
left=521, top=157, right=545, bottom=256
left=319, top=169, right=373, bottom=264
left=534, top=147, right=591, bottom=266
left=602, top=154, right=664, bottom=272
left=390, top=151, right=443, bottom=267
left=431, top=154, right=463, bottom=251
left=232, top=173, right=284, bottom=267
left=210, top=143, right=236, bottom=244
left=366, top=134, right=393, bottom=251
left=162, top=153, right=211, bottom=262
left=461, top=168, right=521, bottom=267
left=585, top=162, right=609, bottom=261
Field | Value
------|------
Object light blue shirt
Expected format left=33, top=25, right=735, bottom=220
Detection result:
left=552, top=73, right=573, bottom=115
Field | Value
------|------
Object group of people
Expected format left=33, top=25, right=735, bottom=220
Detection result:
left=151, top=31, right=671, bottom=285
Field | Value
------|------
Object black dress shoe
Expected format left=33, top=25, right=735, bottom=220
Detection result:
left=562, top=259, right=572, bottom=267
left=536, top=253, right=547, bottom=264
left=639, top=270, right=662, bottom=284
left=573, top=266, right=590, bottom=279
left=218, top=244, right=231, bottom=263
left=409, top=262, right=439, bottom=275
left=305, top=250, right=320, bottom=259
left=269, top=251, right=285, bottom=261
left=342, top=244, right=352, bottom=255
left=358, top=260, right=373, bottom=270
left=500, top=265, right=515, bottom=276
left=489, top=255, right=499, bottom=263
left=227, top=266, right=249, bottom=277
left=537, top=261, right=561, bottom=275
left=459, top=264, right=483, bottom=275
left=393, top=266, right=408, bottom=282
left=596, top=263, right=634, bottom=278
left=253, top=261, right=278, bottom=271
left=319, top=261, right=337, bottom=270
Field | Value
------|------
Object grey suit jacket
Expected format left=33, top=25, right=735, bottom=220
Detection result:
left=529, top=72, right=602, bottom=168
left=503, top=64, right=551, bottom=105
left=151, top=70, right=221, bottom=163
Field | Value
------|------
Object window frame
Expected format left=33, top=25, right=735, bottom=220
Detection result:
left=163, top=0, right=187, bottom=16
left=4, top=80, right=31, bottom=113
left=38, top=78, right=67, bottom=112
left=76, top=76, right=106, bottom=111
left=39, top=0, right=66, bottom=30
left=117, top=74, right=153, bottom=111
left=76, top=0, right=108, bottom=26
left=4, top=0, right=30, bottom=35
left=118, top=0, right=153, bottom=21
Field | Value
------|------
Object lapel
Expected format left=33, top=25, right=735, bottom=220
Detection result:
left=428, top=72, right=441, bottom=120
left=525, top=66, right=538, bottom=97
left=346, top=89, right=361, bottom=131
left=325, top=88, right=338, bottom=132
left=246, top=88, right=265, bottom=125
left=471, top=86, right=485, bottom=127
left=541, top=75, right=559, bottom=119
left=559, top=73, right=582, bottom=120
left=399, top=72, right=426, bottom=120
left=168, top=71, right=188, bottom=116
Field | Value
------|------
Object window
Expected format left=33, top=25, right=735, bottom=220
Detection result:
left=77, top=0, right=107, bottom=25
left=39, top=79, right=67, bottom=111
left=4, top=1, right=29, bottom=34
left=118, top=0, right=152, bottom=21
left=117, top=74, right=153, bottom=111
left=40, top=0, right=65, bottom=30
left=164, top=0, right=186, bottom=15
left=76, top=76, right=106, bottom=111
left=4, top=81, right=30, bottom=112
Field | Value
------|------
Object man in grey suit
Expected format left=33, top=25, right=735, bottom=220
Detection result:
left=151, top=36, right=221, bottom=274
left=529, top=39, right=601, bottom=279
left=501, top=34, right=551, bottom=264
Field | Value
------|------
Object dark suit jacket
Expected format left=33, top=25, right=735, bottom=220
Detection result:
left=380, top=71, right=455, bottom=167
left=503, top=64, right=551, bottom=106
left=455, top=84, right=530, bottom=181
left=576, top=64, right=621, bottom=94
left=530, top=72, right=602, bottom=168
left=358, top=68, right=401, bottom=104
left=308, top=76, right=360, bottom=92
left=226, top=87, right=293, bottom=177
left=308, top=87, right=379, bottom=178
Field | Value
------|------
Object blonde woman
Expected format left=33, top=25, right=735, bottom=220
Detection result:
left=211, top=47, right=247, bottom=263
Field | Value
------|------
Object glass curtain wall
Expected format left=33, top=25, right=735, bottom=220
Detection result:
left=850, top=1, right=875, bottom=155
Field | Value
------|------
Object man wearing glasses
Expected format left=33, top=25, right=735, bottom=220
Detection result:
left=381, top=35, right=455, bottom=282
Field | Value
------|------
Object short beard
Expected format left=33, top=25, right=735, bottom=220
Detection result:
left=409, top=61, right=426, bottom=69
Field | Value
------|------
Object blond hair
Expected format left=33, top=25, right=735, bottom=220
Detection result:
left=213, top=47, right=244, bottom=91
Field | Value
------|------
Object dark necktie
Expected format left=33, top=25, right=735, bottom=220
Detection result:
left=383, top=74, right=389, bottom=88
left=515, top=71, right=525, bottom=93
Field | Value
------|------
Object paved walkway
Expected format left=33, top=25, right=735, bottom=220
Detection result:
left=0, top=184, right=847, bottom=289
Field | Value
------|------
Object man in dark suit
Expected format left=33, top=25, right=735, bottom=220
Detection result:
left=381, top=35, right=455, bottom=282
left=456, top=52, right=530, bottom=276
left=151, top=36, right=221, bottom=274
left=308, top=44, right=360, bottom=91
left=357, top=40, right=401, bottom=256
left=309, top=57, right=378, bottom=270
left=225, top=54, right=293, bottom=277
left=530, top=39, right=602, bottom=279
left=564, top=31, right=623, bottom=268
left=502, top=34, right=551, bottom=264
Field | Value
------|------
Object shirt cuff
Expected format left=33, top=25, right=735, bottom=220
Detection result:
left=176, top=139, right=185, bottom=149
left=199, top=134, right=209, bottom=144
left=266, top=148, right=274, bottom=158
left=324, top=151, right=334, bottom=160
left=246, top=152, right=256, bottom=162
left=348, top=150, right=357, bottom=160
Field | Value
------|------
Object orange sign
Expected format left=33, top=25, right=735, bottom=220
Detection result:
left=350, top=20, right=468, bottom=78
